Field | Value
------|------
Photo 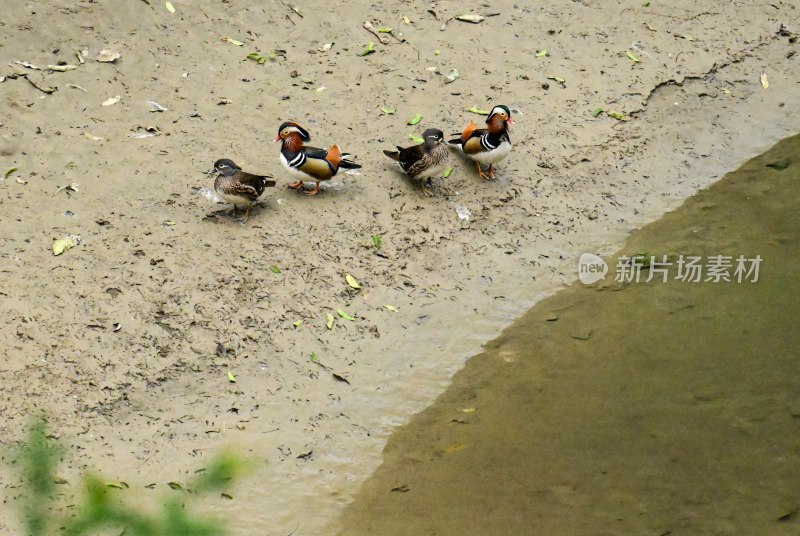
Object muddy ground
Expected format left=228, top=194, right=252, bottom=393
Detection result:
left=0, top=1, right=798, bottom=534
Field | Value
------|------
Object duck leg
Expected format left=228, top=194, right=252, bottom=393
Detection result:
left=421, top=179, right=433, bottom=197
left=476, top=161, right=491, bottom=180
left=236, top=205, right=252, bottom=224
left=288, top=181, right=304, bottom=189
left=305, top=181, right=322, bottom=196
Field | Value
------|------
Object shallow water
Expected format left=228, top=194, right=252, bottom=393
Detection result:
left=334, top=135, right=800, bottom=535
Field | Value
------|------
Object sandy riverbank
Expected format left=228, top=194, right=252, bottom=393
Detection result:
left=1, top=1, right=798, bottom=534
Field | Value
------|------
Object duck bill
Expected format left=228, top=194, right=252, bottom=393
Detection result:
left=272, top=135, right=281, bottom=142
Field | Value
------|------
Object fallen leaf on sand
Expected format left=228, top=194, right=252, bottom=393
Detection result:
left=607, top=110, right=628, bottom=121
left=445, top=444, right=466, bottom=453
left=358, top=42, right=376, bottom=57
left=626, top=50, right=640, bottom=62
left=269, top=265, right=281, bottom=273
left=455, top=14, right=485, bottom=23
left=165, top=1, right=175, bottom=13
left=409, top=134, right=424, bottom=143
left=293, top=320, right=303, bottom=328
left=96, top=49, right=121, bottom=63
left=535, top=49, right=547, bottom=57
left=382, top=305, right=398, bottom=312
left=84, top=132, right=105, bottom=141
left=102, top=95, right=121, bottom=106
left=760, top=72, right=769, bottom=89
left=52, top=236, right=79, bottom=256
left=444, top=68, right=460, bottom=83
left=548, top=75, right=566, bottom=84
left=326, top=313, right=334, bottom=330
left=345, top=273, right=361, bottom=289
left=380, top=106, right=396, bottom=115
left=337, top=309, right=355, bottom=321
left=222, top=37, right=243, bottom=46
left=48, top=64, right=77, bottom=72
left=407, top=113, right=423, bottom=125
left=227, top=371, right=236, bottom=383
left=4, top=167, right=17, bottom=179
left=443, top=167, right=454, bottom=178
left=468, top=106, right=490, bottom=115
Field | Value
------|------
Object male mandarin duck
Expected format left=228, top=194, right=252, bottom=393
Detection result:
left=383, top=128, right=450, bottom=196
left=212, top=158, right=276, bottom=223
left=273, top=121, right=361, bottom=195
left=449, top=105, right=514, bottom=180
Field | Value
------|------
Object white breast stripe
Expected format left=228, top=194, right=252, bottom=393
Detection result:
left=289, top=153, right=305, bottom=168
left=480, top=134, right=496, bottom=151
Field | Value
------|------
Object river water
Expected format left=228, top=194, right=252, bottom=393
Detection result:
left=334, top=135, right=800, bottom=535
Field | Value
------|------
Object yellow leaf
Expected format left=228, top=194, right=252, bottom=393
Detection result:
left=52, top=237, right=75, bottom=256
left=382, top=305, right=398, bottom=312
left=462, top=407, right=476, bottom=413
left=626, top=50, right=640, bottom=63
left=227, top=371, right=236, bottom=383
left=326, top=313, right=334, bottom=330
left=445, top=444, right=466, bottom=453
left=760, top=72, right=769, bottom=89
left=345, top=273, right=361, bottom=289
left=165, top=1, right=175, bottom=13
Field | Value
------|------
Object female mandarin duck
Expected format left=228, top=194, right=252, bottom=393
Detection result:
left=449, top=105, right=514, bottom=180
left=383, top=128, right=450, bottom=196
left=273, top=121, right=361, bottom=195
left=212, top=158, right=276, bottom=223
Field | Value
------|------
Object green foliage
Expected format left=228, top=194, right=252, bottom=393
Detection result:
left=14, top=420, right=241, bottom=536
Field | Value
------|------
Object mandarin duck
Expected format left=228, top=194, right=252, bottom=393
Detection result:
left=273, top=121, right=361, bottom=195
left=449, top=105, right=514, bottom=180
left=213, top=158, right=276, bottom=223
left=383, top=128, right=450, bottom=196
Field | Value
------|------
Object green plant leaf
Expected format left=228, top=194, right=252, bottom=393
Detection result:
left=380, top=106, right=396, bottom=114
left=409, top=134, right=424, bottom=143
left=443, top=167, right=454, bottom=178
left=227, top=371, right=237, bottom=383
left=310, top=352, right=318, bottom=362
left=359, top=42, right=376, bottom=57
left=345, top=273, right=361, bottom=289
left=592, top=107, right=605, bottom=117
left=627, top=50, right=640, bottom=62
left=165, top=1, right=175, bottom=14
left=4, top=167, right=17, bottom=178
left=407, top=113, right=423, bottom=125
left=468, top=106, right=490, bottom=115
left=607, top=111, right=628, bottom=121
left=269, top=265, right=281, bottom=273
left=548, top=75, right=566, bottom=84
left=292, top=320, right=303, bottom=328
left=337, top=309, right=355, bottom=321
left=372, top=235, right=382, bottom=249
left=535, top=49, right=547, bottom=57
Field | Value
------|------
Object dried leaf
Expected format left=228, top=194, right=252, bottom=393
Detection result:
left=269, top=265, right=281, bottom=273
left=468, top=106, right=490, bottom=115
left=372, top=235, right=382, bottom=249
left=456, top=14, right=485, bottom=23
left=345, top=273, right=361, bottom=289
left=358, top=41, right=376, bottom=57
left=760, top=72, right=769, bottom=89
left=165, top=1, right=175, bottom=13
left=382, top=305, right=398, bottom=313
left=222, top=37, right=244, bottom=46
left=380, top=106, right=396, bottom=115
left=13, top=60, right=41, bottom=70
left=326, top=313, right=334, bottom=330
left=227, top=371, right=236, bottom=383
left=102, top=95, right=121, bottom=106
left=535, top=49, right=547, bottom=57
left=626, top=50, right=640, bottom=62
left=444, top=69, right=460, bottom=84
left=407, top=113, right=423, bottom=125
left=52, top=236, right=76, bottom=256
left=48, top=64, right=77, bottom=72
left=25, top=77, right=56, bottom=94
left=146, top=100, right=168, bottom=112
left=96, top=49, right=121, bottom=63
left=4, top=167, right=17, bottom=179
left=105, top=482, right=126, bottom=489
left=337, top=309, right=355, bottom=321
left=607, top=111, right=628, bottom=121
left=332, top=373, right=350, bottom=384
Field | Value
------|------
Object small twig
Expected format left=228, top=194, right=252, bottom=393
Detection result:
left=363, top=21, right=391, bottom=44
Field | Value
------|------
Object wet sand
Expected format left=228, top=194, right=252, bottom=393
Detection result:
left=335, top=135, right=800, bottom=535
